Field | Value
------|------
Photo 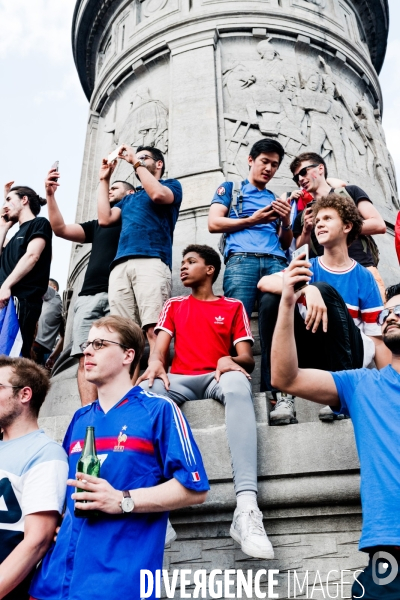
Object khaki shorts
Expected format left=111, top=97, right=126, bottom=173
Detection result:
left=71, top=292, right=110, bottom=356
left=108, top=257, right=171, bottom=328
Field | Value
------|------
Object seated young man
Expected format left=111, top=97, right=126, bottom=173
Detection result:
left=270, top=275, right=400, bottom=599
left=137, top=244, right=274, bottom=560
left=289, top=152, right=386, bottom=299
left=257, top=194, right=391, bottom=424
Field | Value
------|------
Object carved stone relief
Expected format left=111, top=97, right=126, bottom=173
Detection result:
left=220, top=37, right=399, bottom=210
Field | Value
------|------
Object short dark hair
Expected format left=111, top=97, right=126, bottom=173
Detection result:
left=386, top=284, right=400, bottom=303
left=249, top=138, right=285, bottom=165
left=112, top=180, right=136, bottom=193
left=312, top=193, right=363, bottom=246
left=10, top=186, right=47, bottom=216
left=91, top=315, right=145, bottom=376
left=0, top=356, right=50, bottom=417
left=182, top=244, right=221, bottom=283
left=49, top=278, right=59, bottom=291
left=290, top=152, right=328, bottom=178
left=137, top=146, right=165, bottom=177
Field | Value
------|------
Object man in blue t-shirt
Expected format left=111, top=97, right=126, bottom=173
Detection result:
left=98, top=144, right=182, bottom=369
left=29, top=315, right=208, bottom=600
left=208, top=138, right=292, bottom=318
left=271, top=272, right=400, bottom=599
left=258, top=193, right=390, bottom=425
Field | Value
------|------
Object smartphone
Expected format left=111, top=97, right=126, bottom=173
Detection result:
left=50, top=161, right=59, bottom=182
left=291, top=244, right=310, bottom=292
left=107, top=148, right=120, bottom=164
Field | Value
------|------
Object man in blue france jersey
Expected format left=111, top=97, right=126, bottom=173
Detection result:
left=29, top=315, right=208, bottom=600
left=271, top=273, right=400, bottom=599
left=208, top=138, right=292, bottom=318
left=257, top=194, right=391, bottom=425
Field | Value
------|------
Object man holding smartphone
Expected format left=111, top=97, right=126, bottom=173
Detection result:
left=208, top=138, right=292, bottom=319
left=257, top=194, right=390, bottom=425
left=45, top=167, right=135, bottom=405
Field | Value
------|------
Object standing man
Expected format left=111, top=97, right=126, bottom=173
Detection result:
left=208, top=138, right=292, bottom=318
left=0, top=356, right=68, bottom=600
left=138, top=245, right=274, bottom=560
left=0, top=186, right=52, bottom=358
left=45, top=167, right=135, bottom=405
left=98, top=144, right=182, bottom=356
left=290, top=152, right=387, bottom=298
left=33, top=279, right=64, bottom=368
left=29, top=315, right=208, bottom=600
left=270, top=276, right=400, bottom=598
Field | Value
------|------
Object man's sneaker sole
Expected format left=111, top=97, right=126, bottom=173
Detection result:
left=270, top=416, right=298, bottom=426
left=230, top=526, right=275, bottom=560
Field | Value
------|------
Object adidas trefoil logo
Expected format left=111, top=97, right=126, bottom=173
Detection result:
left=214, top=316, right=225, bottom=325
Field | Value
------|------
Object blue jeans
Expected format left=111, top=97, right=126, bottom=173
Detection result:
left=223, top=253, right=288, bottom=317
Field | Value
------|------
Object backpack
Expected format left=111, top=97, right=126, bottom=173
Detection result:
left=217, top=181, right=244, bottom=259
left=301, top=187, right=380, bottom=266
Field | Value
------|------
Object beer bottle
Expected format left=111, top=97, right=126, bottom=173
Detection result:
left=74, top=426, right=101, bottom=518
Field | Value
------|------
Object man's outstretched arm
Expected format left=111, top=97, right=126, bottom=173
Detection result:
left=136, top=330, right=172, bottom=389
left=70, top=474, right=207, bottom=515
left=45, top=170, right=86, bottom=242
left=271, top=262, right=340, bottom=407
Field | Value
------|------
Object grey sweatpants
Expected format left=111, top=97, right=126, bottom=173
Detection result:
left=139, top=371, right=258, bottom=493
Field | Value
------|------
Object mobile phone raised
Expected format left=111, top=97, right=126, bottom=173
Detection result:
left=291, top=244, right=310, bottom=292
left=107, top=148, right=120, bottom=164
left=50, top=161, right=59, bottom=182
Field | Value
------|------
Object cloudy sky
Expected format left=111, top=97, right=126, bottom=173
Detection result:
left=0, top=0, right=399, bottom=292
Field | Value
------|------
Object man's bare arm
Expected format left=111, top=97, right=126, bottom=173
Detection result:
left=0, top=512, right=59, bottom=599
left=70, top=473, right=207, bottom=515
left=97, top=159, right=121, bottom=226
left=271, top=265, right=339, bottom=407
left=258, top=272, right=283, bottom=294
left=357, top=200, right=386, bottom=236
left=136, top=330, right=172, bottom=389
left=45, top=169, right=86, bottom=242
left=208, top=203, right=277, bottom=234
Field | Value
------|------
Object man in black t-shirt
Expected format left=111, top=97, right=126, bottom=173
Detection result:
left=45, top=167, right=135, bottom=405
left=289, top=152, right=387, bottom=299
left=0, top=185, right=52, bottom=358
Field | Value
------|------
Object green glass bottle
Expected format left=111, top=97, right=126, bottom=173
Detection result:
left=74, top=426, right=101, bottom=518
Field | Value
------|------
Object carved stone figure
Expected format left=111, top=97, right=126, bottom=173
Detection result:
left=355, top=97, right=398, bottom=208
left=304, top=0, right=326, bottom=7
left=117, top=85, right=169, bottom=152
left=222, top=60, right=256, bottom=123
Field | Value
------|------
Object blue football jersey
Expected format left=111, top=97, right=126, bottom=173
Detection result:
left=30, top=387, right=209, bottom=600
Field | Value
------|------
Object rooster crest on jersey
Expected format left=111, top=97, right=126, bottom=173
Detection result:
left=114, top=429, right=128, bottom=452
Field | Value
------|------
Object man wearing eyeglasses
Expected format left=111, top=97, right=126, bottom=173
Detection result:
left=0, top=357, right=68, bottom=600
left=98, top=144, right=182, bottom=374
left=270, top=276, right=400, bottom=598
left=29, top=315, right=208, bottom=600
left=289, top=152, right=386, bottom=299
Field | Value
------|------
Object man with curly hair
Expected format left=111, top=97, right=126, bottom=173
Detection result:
left=257, top=194, right=391, bottom=425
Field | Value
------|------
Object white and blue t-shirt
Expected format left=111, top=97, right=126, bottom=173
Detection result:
left=211, top=180, right=286, bottom=258
left=331, top=366, right=400, bottom=550
left=30, top=387, right=209, bottom=600
left=0, top=430, right=68, bottom=596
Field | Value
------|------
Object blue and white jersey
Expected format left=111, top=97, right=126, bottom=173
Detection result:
left=30, top=387, right=209, bottom=600
left=211, top=180, right=286, bottom=258
left=0, top=430, right=68, bottom=594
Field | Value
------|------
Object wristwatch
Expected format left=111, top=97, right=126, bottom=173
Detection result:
left=281, top=222, right=292, bottom=231
left=133, top=159, right=146, bottom=170
left=120, top=490, right=135, bottom=513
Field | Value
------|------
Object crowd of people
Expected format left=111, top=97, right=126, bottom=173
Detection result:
left=0, top=137, right=399, bottom=599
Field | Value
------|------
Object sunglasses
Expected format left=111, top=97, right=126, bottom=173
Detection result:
left=377, top=304, right=400, bottom=326
left=292, top=164, right=320, bottom=185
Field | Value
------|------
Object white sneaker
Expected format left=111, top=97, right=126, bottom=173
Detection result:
left=230, top=507, right=275, bottom=559
left=270, top=392, right=298, bottom=425
left=318, top=405, right=347, bottom=422
left=165, top=520, right=177, bottom=547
